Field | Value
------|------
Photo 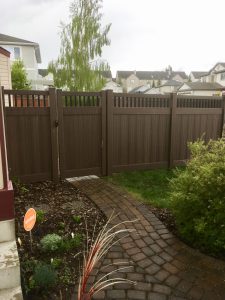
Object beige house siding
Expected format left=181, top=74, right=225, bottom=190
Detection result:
left=0, top=49, right=12, bottom=89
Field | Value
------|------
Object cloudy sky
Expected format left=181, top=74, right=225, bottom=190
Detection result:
left=1, top=0, right=225, bottom=77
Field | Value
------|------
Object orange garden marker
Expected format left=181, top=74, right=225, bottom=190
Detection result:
left=24, top=208, right=36, bottom=231
left=24, top=208, right=36, bottom=251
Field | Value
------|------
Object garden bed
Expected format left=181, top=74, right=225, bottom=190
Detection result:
left=14, top=180, right=107, bottom=300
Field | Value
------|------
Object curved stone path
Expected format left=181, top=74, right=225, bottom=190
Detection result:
left=70, top=177, right=225, bottom=300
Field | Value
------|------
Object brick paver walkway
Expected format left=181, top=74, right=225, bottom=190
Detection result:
left=71, top=177, right=225, bottom=300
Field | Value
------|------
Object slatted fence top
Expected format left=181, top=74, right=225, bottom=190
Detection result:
left=3, top=89, right=49, bottom=107
left=113, top=93, right=170, bottom=108
left=177, top=95, right=222, bottom=108
left=60, top=91, right=102, bottom=107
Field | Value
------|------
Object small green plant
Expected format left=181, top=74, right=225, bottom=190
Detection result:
left=36, top=210, right=45, bottom=223
left=40, top=234, right=62, bottom=252
left=72, top=215, right=81, bottom=223
left=59, top=234, right=83, bottom=252
left=59, top=266, right=72, bottom=285
left=12, top=177, right=29, bottom=194
left=170, top=138, right=225, bottom=256
left=58, top=221, right=66, bottom=229
left=33, top=264, right=57, bottom=289
left=51, top=258, right=62, bottom=269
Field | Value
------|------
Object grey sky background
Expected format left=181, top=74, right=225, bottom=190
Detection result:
left=0, top=0, right=225, bottom=76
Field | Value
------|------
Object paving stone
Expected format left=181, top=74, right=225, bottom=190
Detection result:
left=131, top=252, right=146, bottom=262
left=165, top=275, right=180, bottom=288
left=163, top=262, right=178, bottom=274
left=127, top=273, right=145, bottom=282
left=155, top=270, right=170, bottom=282
left=134, top=281, right=152, bottom=291
left=151, top=255, right=165, bottom=266
left=127, top=290, right=146, bottom=299
left=71, top=178, right=225, bottom=300
left=146, top=264, right=161, bottom=275
left=176, top=279, right=192, bottom=293
left=106, top=289, right=126, bottom=299
left=127, top=247, right=141, bottom=256
left=92, top=290, right=105, bottom=299
left=142, top=246, right=155, bottom=256
left=147, top=292, right=167, bottom=300
left=138, top=258, right=152, bottom=268
left=153, top=283, right=171, bottom=295
left=135, top=239, right=147, bottom=248
left=188, top=286, right=204, bottom=300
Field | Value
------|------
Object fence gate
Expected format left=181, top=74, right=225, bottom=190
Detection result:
left=57, top=90, right=107, bottom=179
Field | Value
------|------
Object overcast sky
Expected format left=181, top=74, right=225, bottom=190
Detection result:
left=1, top=0, right=225, bottom=77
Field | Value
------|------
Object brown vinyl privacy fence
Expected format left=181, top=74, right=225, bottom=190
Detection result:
left=1, top=86, right=225, bottom=182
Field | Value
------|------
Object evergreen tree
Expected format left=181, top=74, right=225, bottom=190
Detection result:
left=11, top=60, right=31, bottom=90
left=48, top=0, right=111, bottom=91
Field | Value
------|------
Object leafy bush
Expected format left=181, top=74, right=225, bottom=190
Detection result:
left=169, top=139, right=225, bottom=256
left=40, top=234, right=62, bottom=252
left=59, top=234, right=82, bottom=252
left=33, top=264, right=57, bottom=289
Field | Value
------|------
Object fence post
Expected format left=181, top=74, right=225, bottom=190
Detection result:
left=101, top=90, right=107, bottom=176
left=57, top=89, right=65, bottom=180
left=49, top=87, right=59, bottom=182
left=221, top=93, right=225, bottom=139
left=169, top=92, right=177, bottom=168
left=106, top=90, right=113, bottom=176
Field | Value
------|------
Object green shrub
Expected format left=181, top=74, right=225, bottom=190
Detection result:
left=40, top=234, right=62, bottom=252
left=33, top=264, right=57, bottom=289
left=170, top=139, right=225, bottom=256
left=51, top=258, right=62, bottom=269
left=36, top=210, right=45, bottom=223
left=59, top=233, right=82, bottom=252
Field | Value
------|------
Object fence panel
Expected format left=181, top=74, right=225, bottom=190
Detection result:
left=58, top=91, right=105, bottom=178
left=3, top=89, right=57, bottom=182
left=173, top=96, right=223, bottom=165
left=110, top=94, right=171, bottom=172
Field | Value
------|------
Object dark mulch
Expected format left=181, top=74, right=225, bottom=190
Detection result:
left=14, top=180, right=107, bottom=300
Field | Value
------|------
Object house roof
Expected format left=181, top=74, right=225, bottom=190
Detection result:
left=0, top=46, right=10, bottom=58
left=179, top=82, right=224, bottom=91
left=0, top=33, right=41, bottom=63
left=101, top=70, right=112, bottom=79
left=117, top=70, right=188, bottom=80
left=160, top=80, right=183, bottom=87
left=190, top=71, right=208, bottom=79
left=129, top=85, right=150, bottom=93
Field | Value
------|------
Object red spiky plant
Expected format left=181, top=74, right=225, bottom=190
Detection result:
left=77, top=214, right=137, bottom=300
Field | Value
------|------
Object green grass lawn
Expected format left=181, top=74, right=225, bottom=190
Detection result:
left=107, top=168, right=182, bottom=209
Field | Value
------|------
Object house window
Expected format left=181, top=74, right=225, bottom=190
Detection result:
left=14, top=47, right=21, bottom=59
left=4, top=46, right=21, bottom=60
left=221, top=73, right=225, bottom=80
left=130, top=79, right=134, bottom=84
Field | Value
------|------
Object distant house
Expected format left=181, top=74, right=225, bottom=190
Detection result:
left=0, top=33, right=42, bottom=89
left=116, top=67, right=188, bottom=92
left=196, top=63, right=225, bottom=88
left=144, top=80, right=182, bottom=94
left=189, top=72, right=208, bottom=82
left=177, top=82, right=224, bottom=96
left=0, top=47, right=11, bottom=89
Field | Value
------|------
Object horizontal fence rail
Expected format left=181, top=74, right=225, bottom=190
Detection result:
left=1, top=87, right=225, bottom=182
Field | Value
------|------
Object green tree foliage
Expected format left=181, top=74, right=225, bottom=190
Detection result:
left=169, top=139, right=225, bottom=256
left=11, top=60, right=31, bottom=90
left=48, top=0, right=111, bottom=91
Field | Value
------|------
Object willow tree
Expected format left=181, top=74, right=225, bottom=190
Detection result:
left=49, top=0, right=111, bottom=91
